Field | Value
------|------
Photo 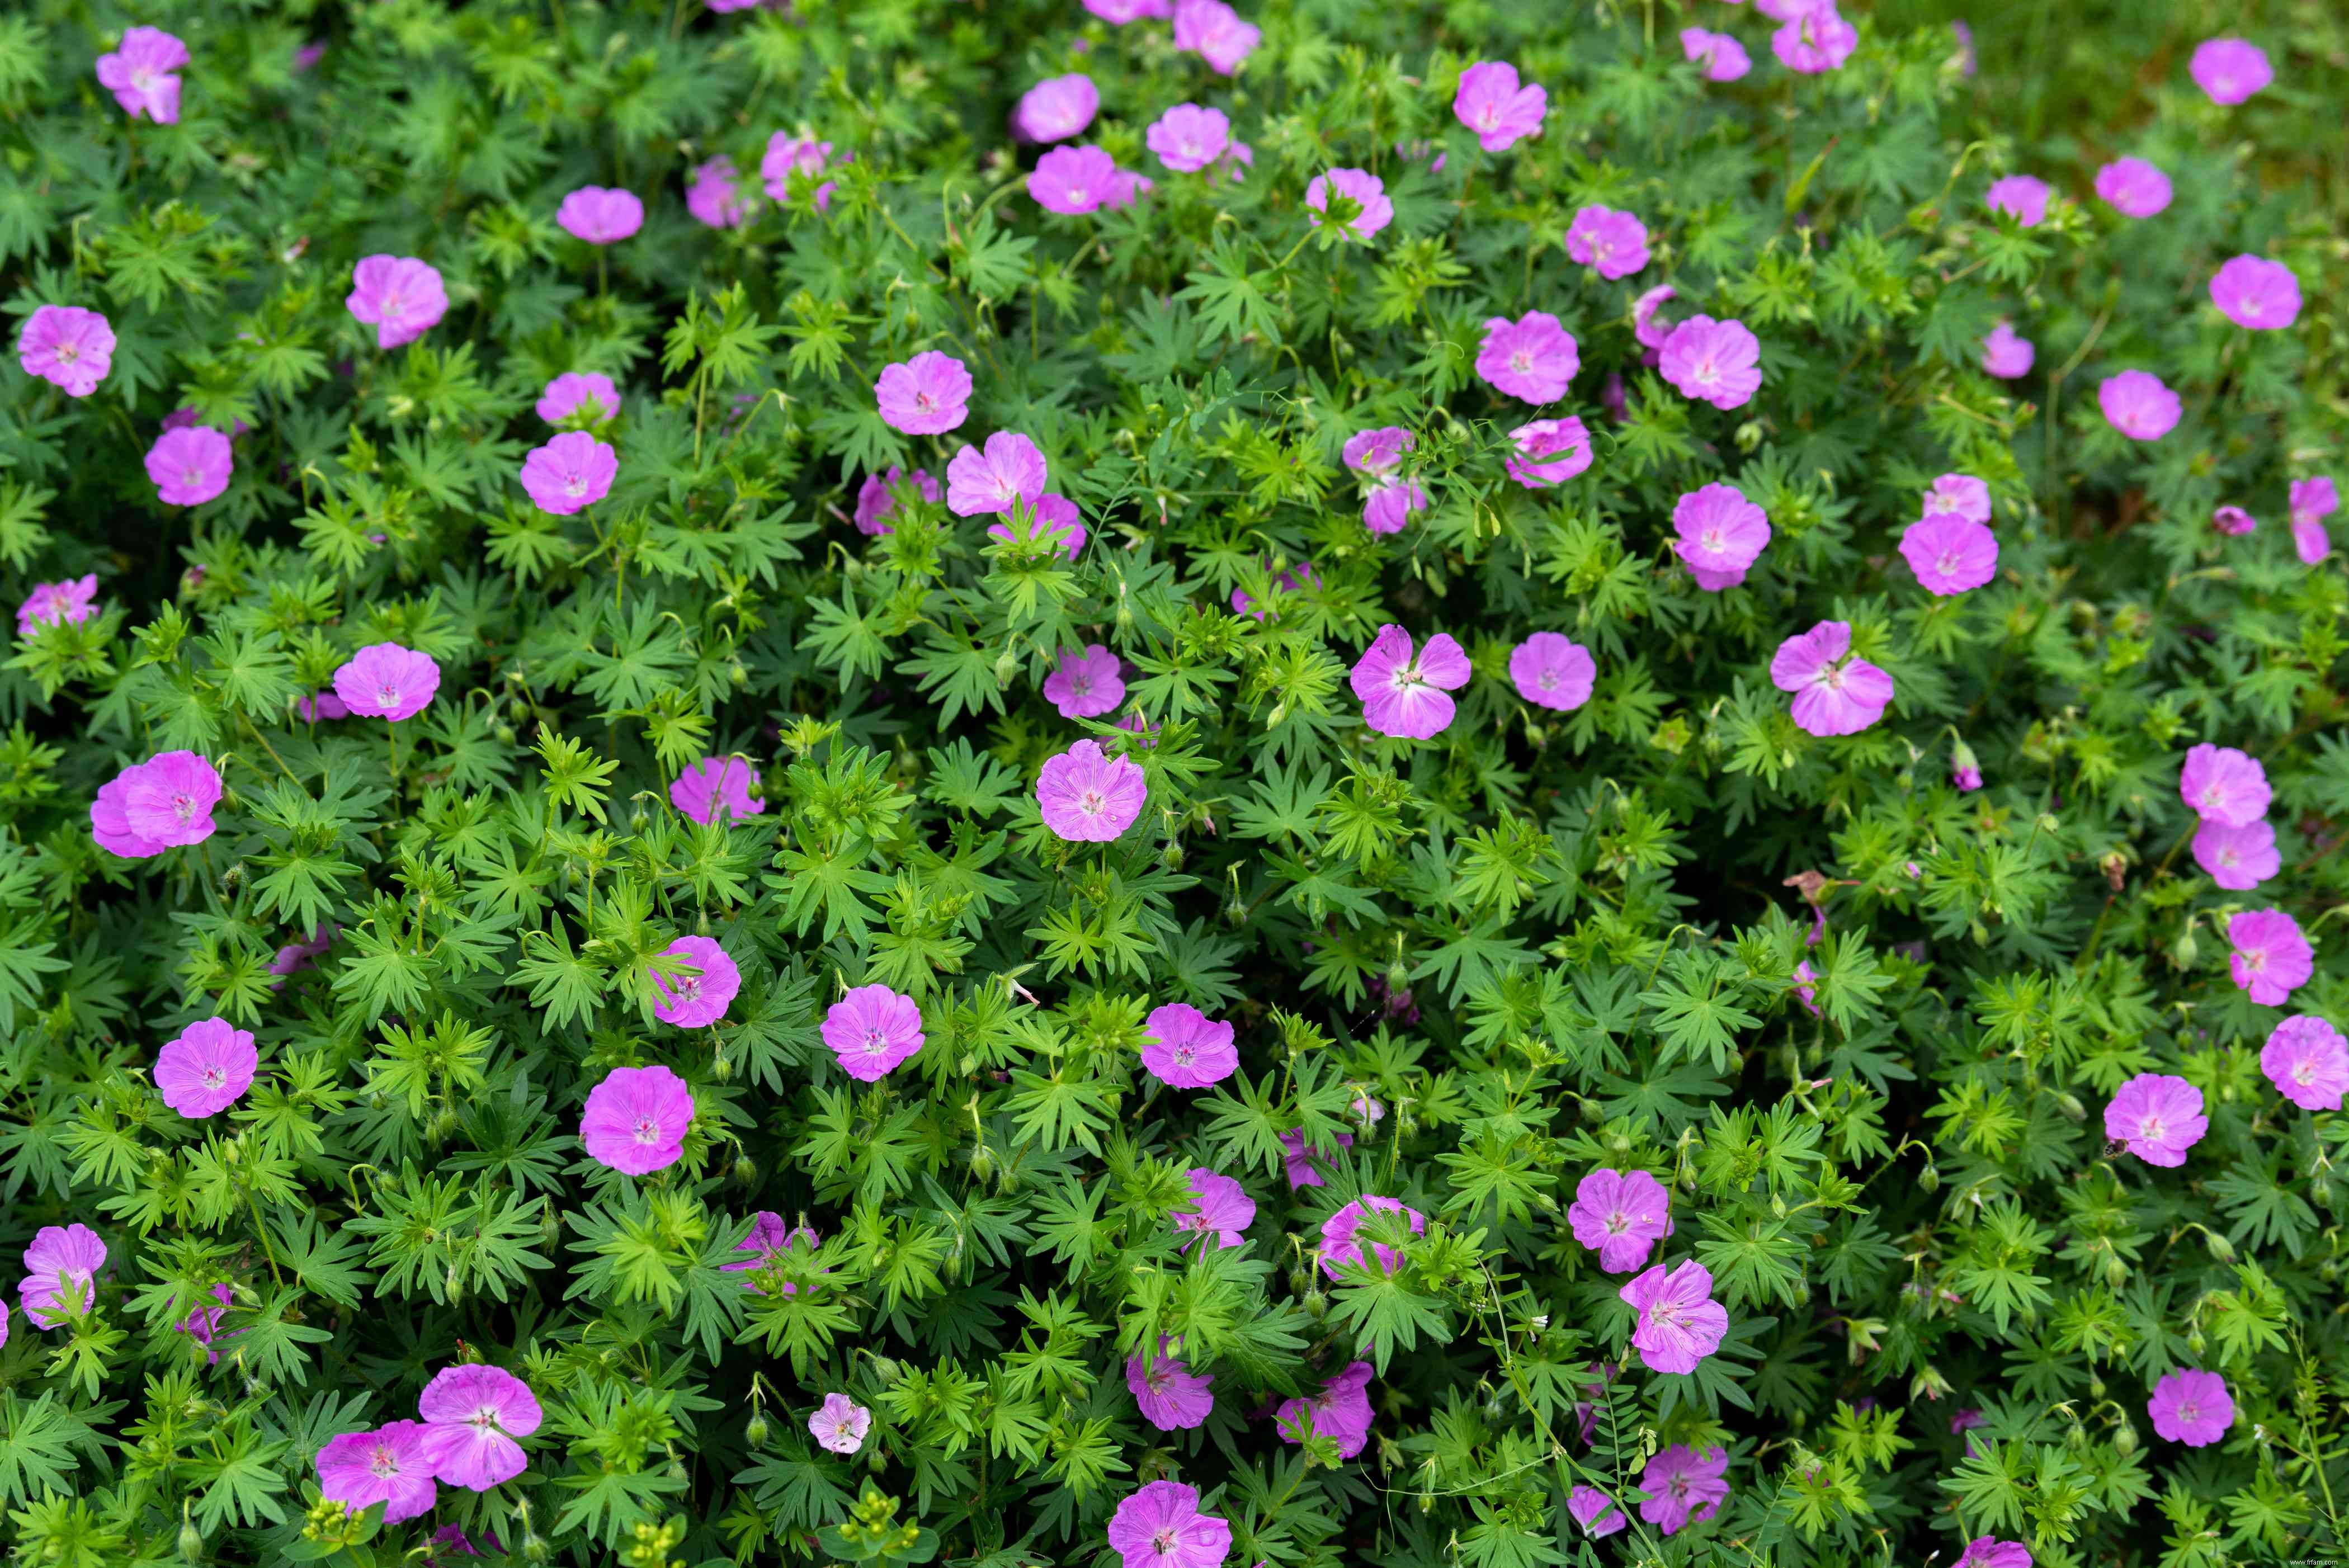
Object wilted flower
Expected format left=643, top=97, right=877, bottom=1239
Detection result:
left=1566, top=205, right=1650, bottom=280
left=1453, top=61, right=1546, bottom=151
left=1172, top=0, right=1259, bottom=75
left=652, top=936, right=741, bottom=1028
left=1681, top=28, right=1751, bottom=82
left=537, top=371, right=621, bottom=424
left=821, top=984, right=925, bottom=1081
left=17, top=575, right=98, bottom=638
left=96, top=27, right=189, bottom=124
left=2094, top=157, right=2172, bottom=218
left=854, top=467, right=940, bottom=535
left=948, top=432, right=1049, bottom=515
left=1318, top=1195, right=1425, bottom=1277
left=1037, top=739, right=1147, bottom=842
left=18, top=306, right=115, bottom=398
left=1351, top=625, right=1471, bottom=740
left=686, top=159, right=751, bottom=228
left=1984, top=174, right=2051, bottom=227
left=1503, top=418, right=1592, bottom=488
left=2178, top=744, right=2270, bottom=826
left=2148, top=1367, right=2234, bottom=1446
left=92, top=752, right=223, bottom=858
left=1275, top=1361, right=1375, bottom=1458
left=20, top=1225, right=107, bottom=1329
left=1044, top=645, right=1125, bottom=720
left=2208, top=255, right=2301, bottom=330
left=1030, top=144, right=1121, bottom=215
left=555, top=187, right=644, bottom=244
left=315, top=1423, right=437, bottom=1525
left=1981, top=321, right=2034, bottom=378
left=1673, top=483, right=1771, bottom=590
left=333, top=643, right=441, bottom=722
left=1659, top=315, right=1762, bottom=409
left=2228, top=908, right=2312, bottom=1007
left=145, top=427, right=233, bottom=507
left=2190, top=39, right=2270, bottom=105
left=1773, top=6, right=1857, bottom=74
left=1568, top=1485, right=1626, bottom=1537
left=155, top=1018, right=258, bottom=1119
left=809, top=1393, right=872, bottom=1456
left=2260, top=1016, right=2349, bottom=1111
left=2192, top=819, right=2276, bottom=890
left=346, top=256, right=448, bottom=350
left=1173, top=1166, right=1254, bottom=1248
left=1017, top=75, right=1100, bottom=143
left=2098, top=370, right=2180, bottom=441
left=1900, top=512, right=1999, bottom=596
left=1475, top=311, right=1579, bottom=403
left=1304, top=168, right=1393, bottom=240
left=579, top=1064, right=695, bottom=1174
left=1127, top=1342, right=1215, bottom=1430
left=1508, top=633, right=1595, bottom=712
left=419, top=1364, right=543, bottom=1491
left=1620, top=1259, right=1728, bottom=1373
left=2103, top=1073, right=2208, bottom=1167
left=1107, top=1480, right=1231, bottom=1568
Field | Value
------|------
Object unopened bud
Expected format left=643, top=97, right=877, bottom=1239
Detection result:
left=2204, top=1229, right=2235, bottom=1263
left=744, top=1411, right=770, bottom=1448
left=731, top=1155, right=756, bottom=1185
left=2103, top=1254, right=2128, bottom=1288
left=1302, top=1288, right=1327, bottom=1320
left=178, top=1518, right=203, bottom=1561
left=1159, top=842, right=1183, bottom=871
left=729, top=660, right=748, bottom=689
left=2112, top=1423, right=2138, bottom=1457
left=2054, top=1093, right=2084, bottom=1122
left=495, top=722, right=518, bottom=745
left=1917, top=1163, right=1941, bottom=1194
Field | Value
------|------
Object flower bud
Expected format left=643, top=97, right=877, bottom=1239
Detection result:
left=2103, top=1254, right=2128, bottom=1288
left=494, top=722, right=518, bottom=745
left=729, top=660, right=748, bottom=689
left=2088, top=1375, right=2105, bottom=1399
left=1917, top=1163, right=1940, bottom=1194
left=2113, top=1423, right=2138, bottom=1457
left=1302, top=1288, right=1328, bottom=1320
left=1159, top=842, right=1183, bottom=871
left=993, top=649, right=1021, bottom=687
left=731, top=1155, right=757, bottom=1186
left=179, top=1517, right=204, bottom=1561
left=2172, top=928, right=2199, bottom=969
left=1950, top=737, right=1982, bottom=792
left=744, top=1410, right=770, bottom=1448
left=2204, top=1229, right=2236, bottom=1263
left=2054, top=1093, right=2084, bottom=1121
left=1288, top=1265, right=1311, bottom=1296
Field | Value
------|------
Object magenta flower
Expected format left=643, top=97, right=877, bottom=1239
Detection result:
left=855, top=466, right=940, bottom=535
left=1681, top=27, right=1752, bottom=82
left=1318, top=1195, right=1425, bottom=1277
left=145, top=427, right=233, bottom=507
left=1633, top=285, right=1678, bottom=355
left=1568, top=1168, right=1672, bottom=1273
left=1343, top=427, right=1425, bottom=533
left=2148, top=1368, right=2234, bottom=1446
left=96, top=27, right=188, bottom=124
left=17, top=575, right=98, bottom=638
left=1926, top=473, right=1992, bottom=525
left=724, top=1212, right=821, bottom=1292
left=1017, top=74, right=1099, bottom=143
left=1104, top=168, right=1155, bottom=211
left=173, top=1281, right=234, bottom=1363
left=1567, top=206, right=1650, bottom=280
left=671, top=756, right=765, bottom=825
left=2178, top=744, right=2270, bottom=826
left=2098, top=370, right=2181, bottom=441
left=1453, top=61, right=1546, bottom=152
left=1342, top=426, right=1411, bottom=479
left=1638, top=1444, right=1729, bottom=1535
left=1350, top=624, right=1471, bottom=740
left=762, top=135, right=842, bottom=209
left=2192, top=819, right=2277, bottom=891
left=809, top=1393, right=871, bottom=1456
left=875, top=351, right=971, bottom=436
left=1901, top=512, right=1999, bottom=596
left=1232, top=561, right=1318, bottom=620
left=821, top=984, right=925, bottom=1081
left=17, top=305, right=114, bottom=397
left=947, top=432, right=1049, bottom=516
left=2229, top=909, right=2313, bottom=1007
left=93, top=751, right=222, bottom=858
left=20, top=1225, right=106, bottom=1329
left=154, top=1018, right=258, bottom=1120
left=686, top=159, right=751, bottom=228
left=537, top=371, right=620, bottom=425
left=333, top=643, right=440, bottom=722
left=1277, top=1127, right=1352, bottom=1189
left=1504, top=418, right=1592, bottom=489
left=1086, top=0, right=1172, bottom=19
left=1036, top=738, right=1147, bottom=842
left=1982, top=320, right=2035, bottom=379
left=419, top=1364, right=542, bottom=1490
left=2290, top=476, right=2337, bottom=565
left=1030, top=144, right=1120, bottom=215
left=555, top=187, right=644, bottom=244
left=1108, top=1481, right=1232, bottom=1568
left=1042, top=644, right=1125, bottom=720
left=1950, top=735, right=1983, bottom=791
left=1275, top=1360, right=1374, bottom=1458
left=1140, top=1003, right=1238, bottom=1089
left=2209, top=255, right=2301, bottom=330
left=2095, top=158, right=2172, bottom=218
left=988, top=493, right=1088, bottom=558
left=1673, top=483, right=1771, bottom=591
left=1771, top=622, right=1893, bottom=737
left=1145, top=104, right=1232, bottom=173
left=1568, top=1485, right=1626, bottom=1538
left=346, top=256, right=447, bottom=350
left=520, top=431, right=617, bottom=516
left=268, top=922, right=335, bottom=987
left=1127, top=1342, right=1215, bottom=1430
left=1509, top=634, right=1595, bottom=713
left=1619, top=1259, right=1728, bottom=1373
left=1952, top=1538, right=2033, bottom=1568
left=2103, top=1073, right=2208, bottom=1167
left=1773, top=6, right=1858, bottom=73
left=1659, top=315, right=1762, bottom=410
left=1984, top=175, right=2051, bottom=228
left=651, top=936, right=740, bottom=1028
left=1475, top=311, right=1579, bottom=404
left=2261, top=1016, right=2349, bottom=1111
left=1172, top=0, right=1259, bottom=75
left=1173, top=1166, right=1255, bottom=1249
left=1304, top=168, right=1393, bottom=242
left=579, top=1065, right=694, bottom=1174
left=316, top=1423, right=437, bottom=1525
left=2191, top=39, right=2271, bottom=105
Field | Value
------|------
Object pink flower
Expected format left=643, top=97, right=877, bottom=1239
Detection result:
left=419, top=1364, right=542, bottom=1491
left=652, top=936, right=740, bottom=1028
left=1633, top=285, right=1678, bottom=354
left=1105, top=168, right=1155, bottom=210
left=1475, top=311, right=1579, bottom=404
left=1127, top=1342, right=1214, bottom=1430
left=269, top=922, right=335, bottom=986
left=315, top=1423, right=437, bottom=1525
left=1030, top=144, right=1120, bottom=215
left=145, top=426, right=233, bottom=507
left=1141, top=1003, right=1238, bottom=1089
left=1568, top=1168, right=1672, bottom=1273
left=2178, top=745, right=2270, bottom=826
left=1043, top=644, right=1125, bottom=720
left=2148, top=1368, right=2234, bottom=1446
left=2192, top=819, right=2277, bottom=891
left=2103, top=1073, right=2208, bottom=1167
left=724, top=1212, right=822, bottom=1292
left=1145, top=103, right=1232, bottom=172
left=1771, top=621, right=1893, bottom=736
left=2216, top=503, right=2257, bottom=536
left=1568, top=1485, right=1626, bottom=1537
left=96, top=751, right=223, bottom=856
left=1343, top=427, right=1426, bottom=533
left=809, top=1393, right=871, bottom=1456
left=1636, top=1444, right=1729, bottom=1535
left=1350, top=624, right=1471, bottom=740
left=1277, top=1128, right=1352, bottom=1189
left=1231, top=561, right=1317, bottom=620
left=1504, top=418, right=1592, bottom=489
left=555, top=187, right=644, bottom=244
left=520, top=431, right=617, bottom=515
left=1275, top=1361, right=1374, bottom=1458
left=686, top=159, right=751, bottom=228
left=1452, top=61, right=1546, bottom=152
left=2290, top=476, right=2337, bottom=565
left=1926, top=473, right=1992, bottom=524
left=985, top=493, right=1088, bottom=559
left=1509, top=633, right=1595, bottom=712
left=875, top=351, right=971, bottom=436
left=20, top=1225, right=106, bottom=1329
left=1984, top=174, right=2051, bottom=227
left=2229, top=909, right=2313, bottom=1007
left=2261, top=1016, right=2349, bottom=1112
left=1773, top=6, right=1858, bottom=73
left=760, top=135, right=841, bottom=210
left=1304, top=168, right=1393, bottom=240
left=1673, top=483, right=1771, bottom=590
left=855, top=467, right=940, bottom=535
left=1172, top=0, right=1258, bottom=75
left=1318, top=1195, right=1425, bottom=1277
left=2208, top=255, right=2301, bottom=330
left=580, top=1065, right=695, bottom=1174
left=1017, top=75, right=1099, bottom=143
left=17, top=305, right=114, bottom=397
left=1085, top=0, right=1172, bottom=20
left=1953, top=1538, right=2033, bottom=1568
left=2095, top=157, right=2172, bottom=218
left=154, top=1018, right=258, bottom=1119
left=1982, top=321, right=2035, bottom=378
left=1567, top=206, right=1650, bottom=280
left=1901, top=512, right=1999, bottom=596
left=95, top=26, right=188, bottom=124
left=2098, top=370, right=2180, bottom=441
left=537, top=372, right=620, bottom=425
left=1342, top=426, right=1412, bottom=479
left=821, top=984, right=924, bottom=1081
left=2190, top=39, right=2271, bottom=105
left=17, top=575, right=98, bottom=637
left=947, top=432, right=1048, bottom=516
left=173, top=1282, right=234, bottom=1363
left=1107, top=1481, right=1231, bottom=1568
left=333, top=643, right=441, bottom=722
left=1681, top=27, right=1752, bottom=81
left=346, top=256, right=447, bottom=350
left=1620, top=1259, right=1728, bottom=1373
left=1659, top=315, right=1761, bottom=410
left=1036, top=739, right=1147, bottom=842
left=1173, top=1166, right=1255, bottom=1249
left=670, top=756, right=765, bottom=825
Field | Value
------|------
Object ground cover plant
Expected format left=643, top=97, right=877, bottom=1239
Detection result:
left=0, top=0, right=2345, bottom=1564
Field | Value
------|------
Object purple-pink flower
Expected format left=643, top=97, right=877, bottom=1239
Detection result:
left=1569, top=1485, right=1627, bottom=1538
left=1633, top=286, right=1678, bottom=357
left=1351, top=625, right=1471, bottom=740
left=1453, top=61, right=1546, bottom=152
left=1926, top=473, right=1992, bottom=525
left=1509, top=634, right=1595, bottom=713
left=269, top=922, right=335, bottom=986
left=2192, top=819, right=2277, bottom=891
left=1277, top=1127, right=1352, bottom=1189
left=2208, top=255, right=2301, bottom=330
left=1673, top=483, right=1771, bottom=591
left=419, top=1364, right=542, bottom=1491
left=1638, top=1444, right=1729, bottom=1535
left=1660, top=315, right=1762, bottom=410
left=2095, top=158, right=2172, bottom=218
left=96, top=27, right=188, bottom=124
left=555, top=187, right=644, bottom=244
left=2190, top=39, right=2271, bottom=105
left=1681, top=27, right=1751, bottom=82
left=155, top=1018, right=258, bottom=1120
left=580, top=1065, right=695, bottom=1174
left=1036, top=738, right=1147, bottom=842
left=1107, top=1481, right=1232, bottom=1568
left=2229, top=909, right=2313, bottom=1007
left=1304, top=168, right=1393, bottom=241
left=520, top=431, right=617, bottom=515
left=1984, top=175, right=2051, bottom=228
left=333, top=643, right=440, bottom=722
left=947, top=433, right=1049, bottom=516
left=17, top=575, right=98, bottom=639
left=821, top=984, right=925, bottom=1081
left=2261, top=1016, right=2349, bottom=1112
left=988, top=493, right=1088, bottom=559
left=1030, top=144, right=1121, bottom=215
left=145, top=426, right=233, bottom=507
left=1127, top=1342, right=1214, bottom=1430
left=537, top=371, right=621, bottom=426
left=761, top=136, right=842, bottom=210
left=1504, top=417, right=1592, bottom=489
left=1173, top=1166, right=1255, bottom=1249
left=91, top=751, right=222, bottom=858
left=1982, top=321, right=2034, bottom=379
left=652, top=936, right=740, bottom=1028
left=1620, top=1259, right=1728, bottom=1373
left=1475, top=311, right=1579, bottom=404
left=1952, top=1538, right=2031, bottom=1568
left=1141, top=1003, right=1238, bottom=1089
left=855, top=467, right=940, bottom=536
left=1318, top=1195, right=1424, bottom=1277
left=316, top=1423, right=437, bottom=1525
left=1275, top=1361, right=1374, bottom=1459
left=686, top=159, right=751, bottom=228
left=671, top=756, right=765, bottom=825
left=809, top=1393, right=871, bottom=1455
left=2178, top=744, right=2268, bottom=828
left=18, top=306, right=115, bottom=398
left=346, top=256, right=447, bottom=350
left=1771, top=621, right=1893, bottom=737
left=1085, top=0, right=1172, bottom=19
left=1044, top=645, right=1125, bottom=720
left=1773, top=6, right=1857, bottom=74
left=2148, top=1368, right=2234, bottom=1446
left=2103, top=1073, right=2207, bottom=1167
left=2291, top=476, right=2337, bottom=565
left=173, top=1282, right=234, bottom=1363
left=1172, top=0, right=1258, bottom=75
left=20, top=1225, right=107, bottom=1329
left=2098, top=370, right=2181, bottom=441
left=1901, top=512, right=1999, bottom=596
left=1017, top=74, right=1099, bottom=144
left=1566, top=206, right=1650, bottom=280
left=2212, top=503, right=2260, bottom=536
left=1343, top=427, right=1426, bottom=534
left=875, top=351, right=971, bottom=436
left=724, top=1212, right=821, bottom=1292
left=1568, top=1168, right=1672, bottom=1273
left=1146, top=104, right=1232, bottom=173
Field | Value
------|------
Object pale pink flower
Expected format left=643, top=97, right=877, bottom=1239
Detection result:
left=1659, top=315, right=1761, bottom=410
left=17, top=306, right=114, bottom=397
left=1017, top=75, right=1099, bottom=144
left=1681, top=27, right=1751, bottom=82
left=1565, top=206, right=1650, bottom=280
left=2178, top=744, right=2269, bottom=826
left=1044, top=645, right=1125, bottom=719
left=1504, top=418, right=1592, bottom=489
left=555, top=187, right=644, bottom=244
left=1350, top=625, right=1471, bottom=740
left=1508, top=634, right=1595, bottom=712
left=2261, top=1016, right=2349, bottom=1112
left=2228, top=909, right=2312, bottom=1007
left=346, top=256, right=448, bottom=350
left=333, top=643, right=440, bottom=722
left=95, top=27, right=188, bottom=124
left=1568, top=1168, right=1672, bottom=1273
left=145, top=427, right=233, bottom=507
left=2098, top=370, right=2181, bottom=441
left=154, top=1018, right=258, bottom=1119
left=1770, top=621, right=1893, bottom=736
left=2192, top=819, right=2277, bottom=891
left=1900, top=512, right=1999, bottom=596
left=809, top=1393, right=871, bottom=1455
left=2094, top=158, right=2172, bottom=218
left=2208, top=255, right=2301, bottom=330
left=1172, top=0, right=1258, bottom=75
left=1984, top=174, right=2051, bottom=227
left=2148, top=1368, right=2233, bottom=1446
left=1476, top=311, right=1578, bottom=404
left=1146, top=104, right=1230, bottom=172
left=1030, top=144, right=1120, bottom=215
left=821, top=984, right=925, bottom=1081
left=1982, top=321, right=2034, bottom=378
left=875, top=351, right=971, bottom=436
left=1673, top=483, right=1771, bottom=590
left=1304, top=168, right=1392, bottom=240
left=2103, top=1073, right=2207, bottom=1167
left=1036, top=739, right=1147, bottom=842
left=2190, top=40, right=2271, bottom=105
left=536, top=371, right=620, bottom=425
left=1141, top=1003, right=1238, bottom=1089
left=947, top=433, right=1048, bottom=516
left=1619, top=1260, right=1728, bottom=1373
left=1452, top=61, right=1546, bottom=152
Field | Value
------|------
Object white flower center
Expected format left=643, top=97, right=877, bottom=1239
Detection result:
left=370, top=1445, right=400, bottom=1479
left=172, top=791, right=199, bottom=823
left=376, top=684, right=400, bottom=709
left=1079, top=788, right=1106, bottom=815
left=632, top=1114, right=663, bottom=1145
left=2139, top=1114, right=2166, bottom=1142
left=201, top=1068, right=226, bottom=1089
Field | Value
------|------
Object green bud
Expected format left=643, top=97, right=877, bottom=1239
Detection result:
left=2103, top=1254, right=2128, bottom=1288
left=179, top=1518, right=204, bottom=1562
left=1917, top=1163, right=1941, bottom=1194
left=2113, top=1423, right=2138, bottom=1457
left=2054, top=1093, right=2085, bottom=1121
left=729, top=660, right=748, bottom=689
left=494, top=722, right=518, bottom=745
left=2204, top=1229, right=2236, bottom=1263
left=731, top=1154, right=757, bottom=1186
left=1159, top=842, right=1183, bottom=871
left=1303, top=1288, right=1327, bottom=1320
left=2088, top=1375, right=2105, bottom=1399
left=744, top=1411, right=770, bottom=1449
